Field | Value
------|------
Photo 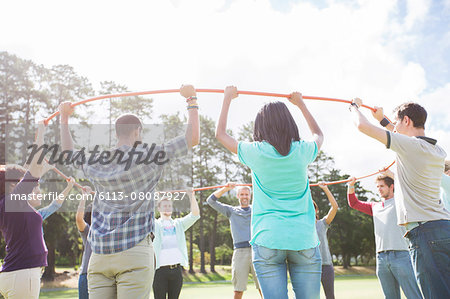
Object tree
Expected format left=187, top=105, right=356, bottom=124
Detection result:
left=192, top=116, right=220, bottom=273
left=309, top=154, right=374, bottom=269
left=99, top=81, right=153, bottom=147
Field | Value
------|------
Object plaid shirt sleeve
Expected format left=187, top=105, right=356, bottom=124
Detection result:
left=162, top=136, right=189, bottom=161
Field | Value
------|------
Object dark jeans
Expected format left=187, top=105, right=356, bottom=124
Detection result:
left=78, top=273, right=89, bottom=299
left=321, top=264, right=335, bottom=299
left=406, top=219, right=450, bottom=299
left=153, top=265, right=183, bottom=299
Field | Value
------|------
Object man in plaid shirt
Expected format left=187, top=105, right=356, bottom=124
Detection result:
left=59, top=85, right=199, bottom=299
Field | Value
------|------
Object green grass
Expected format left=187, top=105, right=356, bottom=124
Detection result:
left=38, top=276, right=407, bottom=299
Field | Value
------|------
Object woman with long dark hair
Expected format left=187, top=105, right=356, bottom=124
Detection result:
left=216, top=86, right=324, bottom=299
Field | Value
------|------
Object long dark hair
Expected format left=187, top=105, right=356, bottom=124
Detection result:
left=253, top=101, right=300, bottom=156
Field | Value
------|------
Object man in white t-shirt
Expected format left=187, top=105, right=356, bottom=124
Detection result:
left=349, top=100, right=449, bottom=298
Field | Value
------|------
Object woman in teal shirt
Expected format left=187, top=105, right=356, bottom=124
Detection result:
left=216, top=86, right=324, bottom=299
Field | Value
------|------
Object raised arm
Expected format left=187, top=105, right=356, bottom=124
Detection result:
left=347, top=177, right=374, bottom=216
left=59, top=102, right=75, bottom=151
left=28, top=121, right=48, bottom=178
left=37, top=173, right=72, bottom=221
left=216, top=86, right=239, bottom=154
left=288, top=92, right=323, bottom=150
left=190, top=190, right=200, bottom=217
left=180, top=85, right=200, bottom=148
left=349, top=98, right=389, bottom=146
left=318, top=182, right=338, bottom=225
left=55, top=177, right=75, bottom=206
left=76, top=186, right=92, bottom=232
left=206, top=182, right=235, bottom=217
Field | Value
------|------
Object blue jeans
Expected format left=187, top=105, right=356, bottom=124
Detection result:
left=406, top=220, right=450, bottom=299
left=252, top=244, right=321, bottom=299
left=376, top=251, right=422, bottom=299
left=78, top=273, right=89, bottom=299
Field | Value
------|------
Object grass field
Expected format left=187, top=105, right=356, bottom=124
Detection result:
left=38, top=276, right=407, bottom=299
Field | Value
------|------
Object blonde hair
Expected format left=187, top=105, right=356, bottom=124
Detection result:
left=156, top=196, right=172, bottom=208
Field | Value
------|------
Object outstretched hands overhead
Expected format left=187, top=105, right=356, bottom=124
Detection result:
left=224, top=182, right=237, bottom=191
left=224, top=86, right=238, bottom=101
left=317, top=181, right=329, bottom=191
left=288, top=92, right=305, bottom=108
left=347, top=177, right=357, bottom=187
left=58, top=102, right=75, bottom=120
left=180, top=84, right=196, bottom=99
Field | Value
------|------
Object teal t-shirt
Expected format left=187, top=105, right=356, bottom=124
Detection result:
left=238, top=140, right=319, bottom=250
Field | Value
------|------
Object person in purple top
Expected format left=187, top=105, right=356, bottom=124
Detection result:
left=0, top=123, right=52, bottom=299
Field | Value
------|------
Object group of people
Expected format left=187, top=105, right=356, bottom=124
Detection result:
left=1, top=84, right=449, bottom=299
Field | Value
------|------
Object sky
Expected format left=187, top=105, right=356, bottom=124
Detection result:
left=1, top=0, right=449, bottom=195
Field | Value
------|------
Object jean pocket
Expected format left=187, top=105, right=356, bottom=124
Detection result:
left=429, top=237, right=450, bottom=257
left=255, top=245, right=277, bottom=261
left=298, top=246, right=318, bottom=259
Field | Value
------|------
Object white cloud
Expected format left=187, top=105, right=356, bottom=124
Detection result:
left=404, top=0, right=431, bottom=30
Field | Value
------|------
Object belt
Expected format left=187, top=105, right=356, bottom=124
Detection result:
left=377, top=250, right=406, bottom=254
left=404, top=221, right=427, bottom=238
left=160, top=264, right=180, bottom=270
left=405, top=221, right=427, bottom=232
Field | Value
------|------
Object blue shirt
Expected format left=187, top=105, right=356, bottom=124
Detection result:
left=206, top=194, right=252, bottom=248
left=238, top=140, right=319, bottom=250
left=38, top=200, right=62, bottom=221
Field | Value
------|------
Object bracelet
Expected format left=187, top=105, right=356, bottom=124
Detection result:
left=186, top=96, right=197, bottom=102
left=187, top=100, right=198, bottom=106
left=380, top=117, right=390, bottom=127
left=349, top=102, right=359, bottom=111
left=187, top=105, right=199, bottom=110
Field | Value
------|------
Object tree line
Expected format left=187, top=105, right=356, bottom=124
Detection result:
left=0, top=51, right=377, bottom=280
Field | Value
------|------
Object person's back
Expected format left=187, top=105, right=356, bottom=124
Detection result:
left=58, top=84, right=200, bottom=299
left=389, top=133, right=448, bottom=224
left=85, top=142, right=169, bottom=254
left=216, top=87, right=324, bottom=299
left=238, top=140, right=318, bottom=250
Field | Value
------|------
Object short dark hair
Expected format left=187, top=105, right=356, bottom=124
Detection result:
left=445, top=160, right=450, bottom=172
left=115, top=114, right=143, bottom=137
left=393, top=102, right=427, bottom=129
left=1, top=164, right=27, bottom=196
left=253, top=101, right=300, bottom=156
left=376, top=175, right=394, bottom=188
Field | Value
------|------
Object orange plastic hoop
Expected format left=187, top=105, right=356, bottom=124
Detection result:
left=44, top=88, right=389, bottom=125
left=41, top=88, right=394, bottom=190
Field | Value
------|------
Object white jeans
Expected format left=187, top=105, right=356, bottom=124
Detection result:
left=0, top=267, right=41, bottom=299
